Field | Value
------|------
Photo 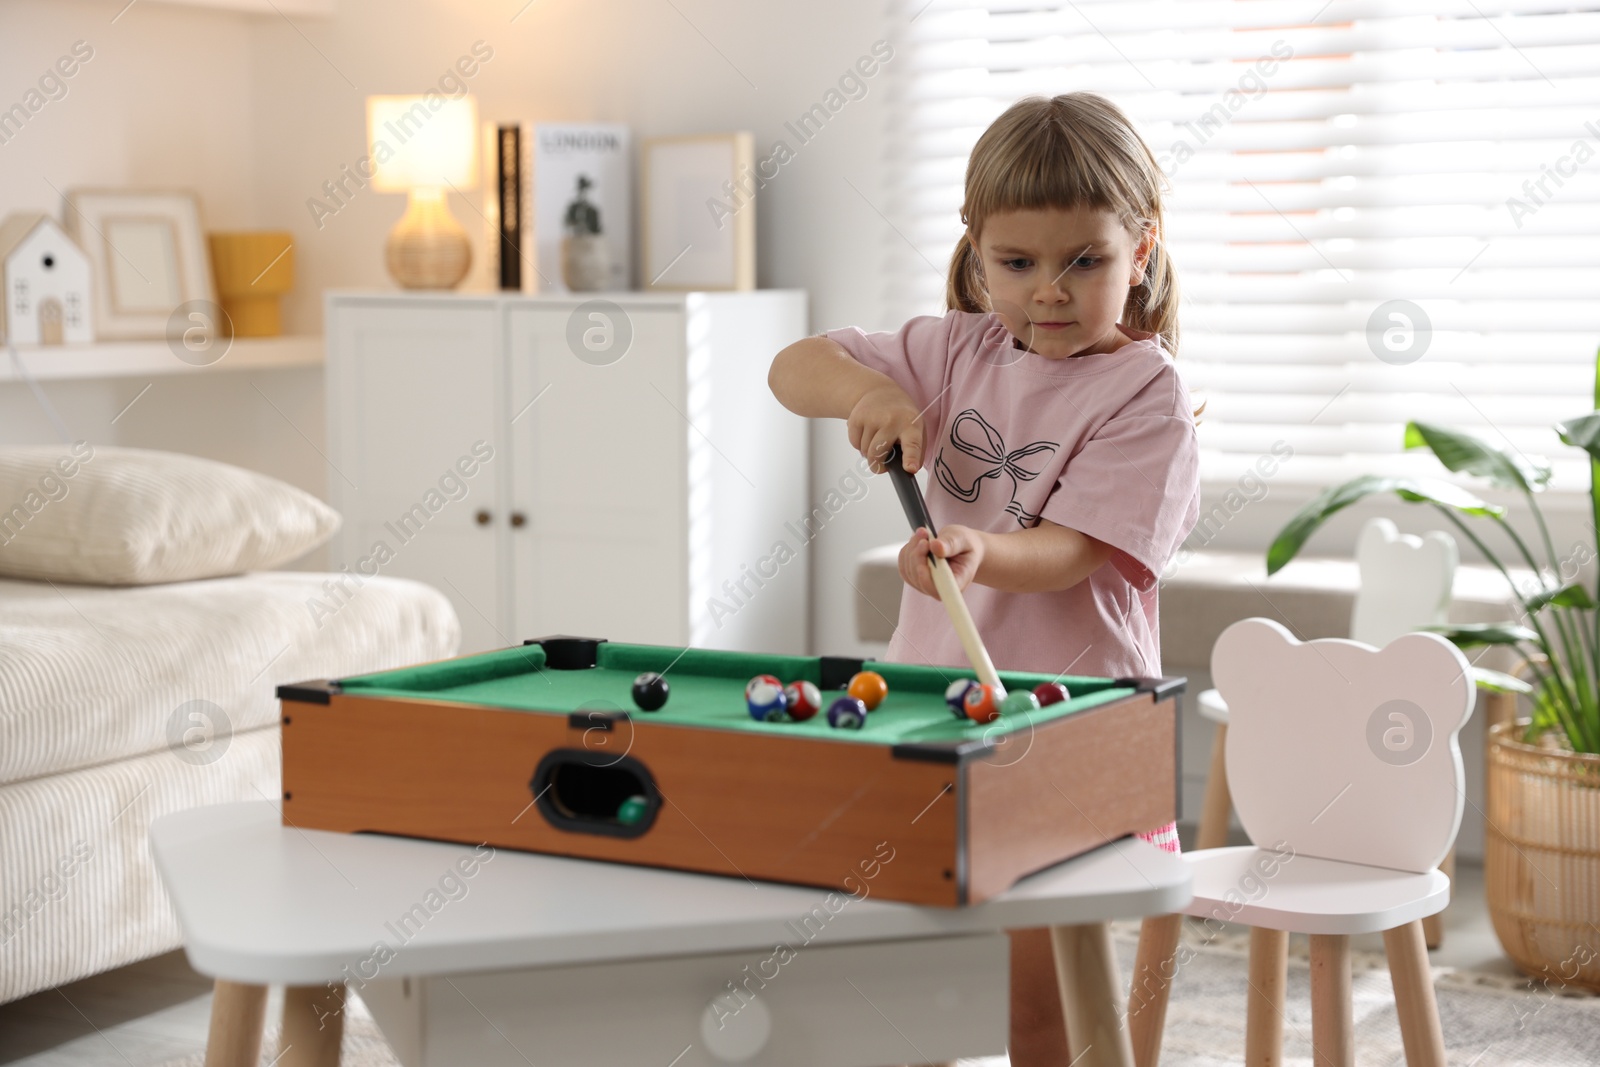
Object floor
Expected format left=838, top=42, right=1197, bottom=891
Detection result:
left=0, top=848, right=1522, bottom=1067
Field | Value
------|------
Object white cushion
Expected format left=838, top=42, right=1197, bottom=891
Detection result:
left=0, top=444, right=339, bottom=585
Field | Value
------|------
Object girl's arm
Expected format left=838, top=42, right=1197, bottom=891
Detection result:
left=899, top=519, right=1112, bottom=596
left=769, top=336, right=927, bottom=473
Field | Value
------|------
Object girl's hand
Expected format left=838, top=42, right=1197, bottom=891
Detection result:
left=898, top=524, right=986, bottom=597
left=848, top=384, right=925, bottom=473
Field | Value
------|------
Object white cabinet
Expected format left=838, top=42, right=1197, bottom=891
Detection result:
left=326, top=290, right=809, bottom=656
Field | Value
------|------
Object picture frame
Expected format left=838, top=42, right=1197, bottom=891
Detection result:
left=641, top=133, right=755, bottom=291
left=63, top=189, right=214, bottom=339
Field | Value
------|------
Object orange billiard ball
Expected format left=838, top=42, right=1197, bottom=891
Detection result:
left=847, top=670, right=888, bottom=711
left=963, top=683, right=1002, bottom=723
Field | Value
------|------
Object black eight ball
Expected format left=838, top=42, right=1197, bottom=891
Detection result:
left=631, top=672, right=669, bottom=711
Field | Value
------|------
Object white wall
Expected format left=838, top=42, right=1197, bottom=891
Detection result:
left=0, top=0, right=916, bottom=616
left=240, top=0, right=913, bottom=652
left=0, top=0, right=328, bottom=531
left=3, top=0, right=1583, bottom=660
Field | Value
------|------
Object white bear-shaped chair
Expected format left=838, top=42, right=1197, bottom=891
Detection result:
left=1193, top=517, right=1459, bottom=945
left=1128, top=617, right=1474, bottom=1067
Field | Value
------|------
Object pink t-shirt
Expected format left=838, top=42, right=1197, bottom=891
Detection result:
left=826, top=310, right=1200, bottom=679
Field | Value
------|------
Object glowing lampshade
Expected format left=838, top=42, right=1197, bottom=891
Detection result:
left=364, top=94, right=478, bottom=288
left=367, top=95, right=479, bottom=192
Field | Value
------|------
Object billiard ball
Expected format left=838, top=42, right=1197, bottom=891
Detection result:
left=827, top=696, right=867, bottom=730
left=1001, top=690, right=1041, bottom=717
left=745, top=674, right=782, bottom=701
left=616, top=794, right=650, bottom=826
left=784, top=680, right=821, bottom=722
left=747, top=680, right=790, bottom=722
left=631, top=672, right=669, bottom=711
left=963, top=683, right=1002, bottom=724
left=847, top=670, right=888, bottom=711
left=1033, top=682, right=1071, bottom=707
left=945, top=678, right=979, bottom=719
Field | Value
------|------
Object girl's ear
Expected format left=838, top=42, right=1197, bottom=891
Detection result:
left=1129, top=225, right=1157, bottom=285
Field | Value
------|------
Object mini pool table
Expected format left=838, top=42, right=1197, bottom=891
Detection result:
left=279, top=636, right=1182, bottom=906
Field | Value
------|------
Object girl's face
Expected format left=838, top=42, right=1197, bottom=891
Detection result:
left=969, top=205, right=1154, bottom=360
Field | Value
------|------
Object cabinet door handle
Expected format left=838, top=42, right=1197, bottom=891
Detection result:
left=475, top=509, right=493, bottom=526
left=510, top=511, right=528, bottom=528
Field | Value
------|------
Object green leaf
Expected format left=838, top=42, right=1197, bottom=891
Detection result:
left=1523, top=581, right=1598, bottom=614
left=1266, top=475, right=1503, bottom=575
left=1404, top=421, right=1552, bottom=492
left=1471, top=667, right=1533, bottom=694
left=1556, top=411, right=1600, bottom=463
left=1427, top=622, right=1539, bottom=647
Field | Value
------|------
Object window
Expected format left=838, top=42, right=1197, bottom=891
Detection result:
left=886, top=0, right=1599, bottom=490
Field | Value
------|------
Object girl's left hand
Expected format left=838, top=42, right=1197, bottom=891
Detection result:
left=898, top=524, right=985, bottom=598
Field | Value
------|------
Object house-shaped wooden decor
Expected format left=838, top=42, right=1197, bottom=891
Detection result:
left=0, top=213, right=93, bottom=345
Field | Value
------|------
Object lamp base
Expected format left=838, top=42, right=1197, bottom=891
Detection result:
left=386, top=188, right=471, bottom=290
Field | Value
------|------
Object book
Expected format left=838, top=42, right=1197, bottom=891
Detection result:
left=480, top=121, right=532, bottom=292
left=532, top=123, right=632, bottom=292
left=496, top=124, right=523, bottom=290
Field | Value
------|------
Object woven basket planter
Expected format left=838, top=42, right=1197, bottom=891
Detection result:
left=1486, top=719, right=1600, bottom=991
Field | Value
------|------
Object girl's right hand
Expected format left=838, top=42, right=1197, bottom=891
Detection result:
left=848, top=384, right=925, bottom=474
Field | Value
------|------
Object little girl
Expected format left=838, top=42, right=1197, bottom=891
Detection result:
left=769, top=92, right=1199, bottom=1065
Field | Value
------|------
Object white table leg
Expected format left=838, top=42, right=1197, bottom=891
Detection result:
left=278, top=983, right=345, bottom=1067
left=203, top=980, right=267, bottom=1067
left=1051, top=922, right=1136, bottom=1067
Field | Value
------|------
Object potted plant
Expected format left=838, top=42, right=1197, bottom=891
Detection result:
left=1266, top=358, right=1600, bottom=990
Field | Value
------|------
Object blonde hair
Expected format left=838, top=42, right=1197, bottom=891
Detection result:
left=946, top=92, right=1180, bottom=356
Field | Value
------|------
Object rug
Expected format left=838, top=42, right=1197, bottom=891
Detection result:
left=156, top=921, right=1600, bottom=1066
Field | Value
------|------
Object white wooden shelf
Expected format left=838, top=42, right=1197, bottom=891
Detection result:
left=146, top=0, right=335, bottom=15
left=1, top=336, right=323, bottom=384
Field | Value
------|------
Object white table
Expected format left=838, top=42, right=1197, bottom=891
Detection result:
left=151, top=802, right=1192, bottom=1067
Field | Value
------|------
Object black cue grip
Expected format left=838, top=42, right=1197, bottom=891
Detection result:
left=883, top=443, right=937, bottom=536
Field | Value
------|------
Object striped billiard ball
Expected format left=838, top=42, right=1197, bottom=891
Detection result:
left=747, top=680, right=789, bottom=723
left=784, top=680, right=821, bottom=722
left=944, top=678, right=979, bottom=719
left=745, top=674, right=782, bottom=701
left=827, top=696, right=867, bottom=730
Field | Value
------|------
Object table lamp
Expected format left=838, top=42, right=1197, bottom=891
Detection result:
left=366, top=94, right=478, bottom=289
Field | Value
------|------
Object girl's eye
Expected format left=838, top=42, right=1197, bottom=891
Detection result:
left=1002, top=258, right=1031, bottom=271
left=1070, top=256, right=1100, bottom=270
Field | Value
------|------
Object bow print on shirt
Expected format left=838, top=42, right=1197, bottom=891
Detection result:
left=934, top=409, right=1060, bottom=527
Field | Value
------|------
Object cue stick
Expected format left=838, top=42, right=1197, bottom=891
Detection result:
left=882, top=443, right=1005, bottom=694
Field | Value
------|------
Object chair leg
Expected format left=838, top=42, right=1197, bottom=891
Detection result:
left=1127, top=914, right=1182, bottom=1067
left=1309, top=934, right=1352, bottom=1067
left=1051, top=922, right=1136, bottom=1067
left=1383, top=920, right=1447, bottom=1067
left=279, top=983, right=346, bottom=1067
left=1422, top=848, right=1455, bottom=949
left=1197, top=722, right=1232, bottom=851
left=203, top=980, right=268, bottom=1067
left=1245, top=927, right=1288, bottom=1067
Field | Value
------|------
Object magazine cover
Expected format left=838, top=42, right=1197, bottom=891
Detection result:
left=532, top=122, right=633, bottom=292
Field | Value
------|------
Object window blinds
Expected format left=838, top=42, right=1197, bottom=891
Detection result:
left=886, top=0, right=1599, bottom=490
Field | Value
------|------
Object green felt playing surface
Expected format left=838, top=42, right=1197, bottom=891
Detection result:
left=339, top=642, right=1137, bottom=746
